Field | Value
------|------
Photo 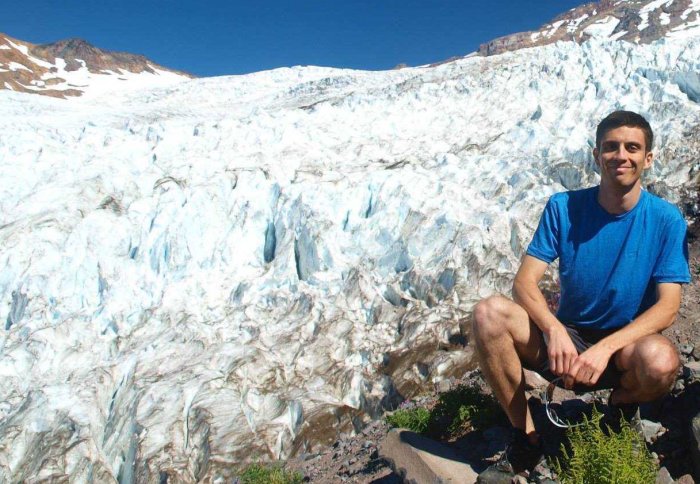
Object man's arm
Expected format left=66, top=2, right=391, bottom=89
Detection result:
left=568, top=283, right=682, bottom=387
left=513, top=255, right=578, bottom=378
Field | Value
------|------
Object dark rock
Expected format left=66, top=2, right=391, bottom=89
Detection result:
left=690, top=413, right=700, bottom=479
left=684, top=362, right=700, bottom=380
left=475, top=466, right=514, bottom=484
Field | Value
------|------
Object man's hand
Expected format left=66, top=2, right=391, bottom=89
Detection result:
left=565, top=343, right=615, bottom=388
left=545, top=324, right=578, bottom=381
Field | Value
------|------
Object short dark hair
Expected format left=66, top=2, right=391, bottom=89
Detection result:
left=596, top=110, right=653, bottom=152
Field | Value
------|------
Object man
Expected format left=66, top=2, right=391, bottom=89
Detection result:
left=472, top=111, right=690, bottom=477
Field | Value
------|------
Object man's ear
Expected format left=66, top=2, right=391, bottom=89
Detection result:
left=644, top=151, right=654, bottom=169
left=593, top=147, right=600, bottom=166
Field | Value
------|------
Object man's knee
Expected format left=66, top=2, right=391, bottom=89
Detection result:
left=472, top=295, right=513, bottom=341
left=632, top=338, right=679, bottom=388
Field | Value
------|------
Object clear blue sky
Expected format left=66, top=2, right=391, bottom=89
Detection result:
left=3, top=1, right=588, bottom=77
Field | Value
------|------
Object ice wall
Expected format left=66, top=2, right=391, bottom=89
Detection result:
left=1, top=36, right=700, bottom=481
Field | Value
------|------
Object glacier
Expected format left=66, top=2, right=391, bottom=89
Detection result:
left=1, top=36, right=700, bottom=481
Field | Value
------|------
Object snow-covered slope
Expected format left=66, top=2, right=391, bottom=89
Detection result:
left=480, top=0, right=700, bottom=55
left=2, top=11, right=700, bottom=484
left=0, top=33, right=190, bottom=99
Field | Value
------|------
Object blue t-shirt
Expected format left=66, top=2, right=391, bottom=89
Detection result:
left=527, top=186, right=690, bottom=329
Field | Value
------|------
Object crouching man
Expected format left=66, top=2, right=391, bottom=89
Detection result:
left=472, top=111, right=690, bottom=478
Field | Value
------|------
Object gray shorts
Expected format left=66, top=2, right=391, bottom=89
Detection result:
left=526, top=323, right=623, bottom=391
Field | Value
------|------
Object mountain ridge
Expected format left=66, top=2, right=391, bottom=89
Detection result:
left=0, top=32, right=192, bottom=98
left=479, top=0, right=700, bottom=56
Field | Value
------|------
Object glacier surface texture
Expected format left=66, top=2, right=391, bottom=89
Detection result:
left=2, top=36, right=700, bottom=481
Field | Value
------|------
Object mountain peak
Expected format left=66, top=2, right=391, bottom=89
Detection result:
left=38, top=37, right=102, bottom=56
left=0, top=33, right=193, bottom=98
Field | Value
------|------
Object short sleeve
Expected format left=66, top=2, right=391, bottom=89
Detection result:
left=653, top=212, right=691, bottom=284
left=526, top=197, right=560, bottom=264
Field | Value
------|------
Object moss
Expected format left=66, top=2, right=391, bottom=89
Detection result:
left=237, top=463, right=303, bottom=484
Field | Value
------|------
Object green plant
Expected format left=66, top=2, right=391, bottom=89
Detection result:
left=432, top=384, right=502, bottom=435
left=551, top=408, right=657, bottom=484
left=238, top=463, right=303, bottom=484
left=385, top=384, right=503, bottom=438
left=386, top=406, right=431, bottom=433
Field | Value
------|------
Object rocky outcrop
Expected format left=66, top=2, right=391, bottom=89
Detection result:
left=31, top=38, right=162, bottom=74
left=0, top=33, right=192, bottom=98
left=479, top=0, right=700, bottom=56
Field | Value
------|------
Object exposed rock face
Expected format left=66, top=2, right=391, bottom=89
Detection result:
left=0, top=33, right=192, bottom=98
left=33, top=38, right=161, bottom=74
left=479, top=0, right=700, bottom=56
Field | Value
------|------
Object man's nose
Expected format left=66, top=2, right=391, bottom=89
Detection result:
left=612, top=146, right=629, bottom=159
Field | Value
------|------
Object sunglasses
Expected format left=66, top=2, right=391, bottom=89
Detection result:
left=543, top=377, right=586, bottom=429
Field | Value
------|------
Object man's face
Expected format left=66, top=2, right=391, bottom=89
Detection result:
left=593, top=126, right=653, bottom=190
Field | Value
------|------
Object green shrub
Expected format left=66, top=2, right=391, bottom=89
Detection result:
left=552, top=408, right=657, bottom=484
left=386, top=406, right=431, bottom=433
left=385, top=384, right=503, bottom=438
left=432, top=384, right=502, bottom=435
left=238, top=463, right=303, bottom=484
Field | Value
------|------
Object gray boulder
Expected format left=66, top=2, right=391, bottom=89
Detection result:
left=380, top=428, right=479, bottom=483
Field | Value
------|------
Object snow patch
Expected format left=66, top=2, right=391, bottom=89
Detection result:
left=639, top=0, right=674, bottom=30
left=543, top=20, right=566, bottom=38
left=681, top=0, right=700, bottom=19
left=8, top=62, right=31, bottom=72
left=5, top=38, right=29, bottom=55
left=24, top=55, right=189, bottom=98
left=582, top=16, right=621, bottom=38
left=610, top=30, right=629, bottom=40
left=567, top=13, right=589, bottom=33
left=667, top=18, right=700, bottom=38
left=660, top=12, right=671, bottom=25
left=0, top=44, right=10, bottom=50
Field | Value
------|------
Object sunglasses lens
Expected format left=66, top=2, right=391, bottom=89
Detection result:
left=543, top=377, right=584, bottom=428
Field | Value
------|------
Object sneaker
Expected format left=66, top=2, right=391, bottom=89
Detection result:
left=477, top=429, right=544, bottom=483
left=604, top=393, right=640, bottom=431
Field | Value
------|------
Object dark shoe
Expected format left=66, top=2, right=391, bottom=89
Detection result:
left=604, top=393, right=640, bottom=431
left=477, top=429, right=544, bottom=483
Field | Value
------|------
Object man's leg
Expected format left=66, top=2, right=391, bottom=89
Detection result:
left=472, top=295, right=547, bottom=441
left=611, top=334, right=680, bottom=405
